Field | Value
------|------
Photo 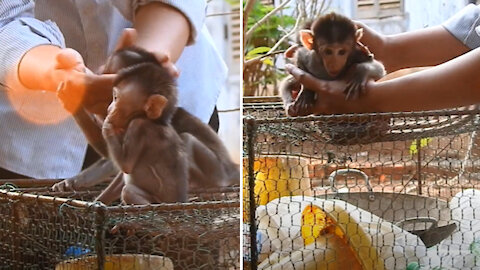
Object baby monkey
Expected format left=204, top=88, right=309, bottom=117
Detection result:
left=102, top=60, right=188, bottom=204
left=280, top=12, right=385, bottom=116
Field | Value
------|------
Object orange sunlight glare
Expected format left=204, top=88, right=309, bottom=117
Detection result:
left=5, top=69, right=78, bottom=125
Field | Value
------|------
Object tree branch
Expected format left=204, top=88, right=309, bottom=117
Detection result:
left=245, top=0, right=292, bottom=42
left=244, top=50, right=286, bottom=67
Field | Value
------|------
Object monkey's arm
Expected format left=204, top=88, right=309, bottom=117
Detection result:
left=279, top=75, right=303, bottom=115
left=344, top=59, right=386, bottom=100
left=103, top=119, right=146, bottom=174
left=286, top=47, right=480, bottom=113
left=52, top=158, right=116, bottom=191
left=289, top=89, right=316, bottom=116
left=73, top=108, right=108, bottom=157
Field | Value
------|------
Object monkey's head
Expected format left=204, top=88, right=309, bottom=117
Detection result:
left=103, top=46, right=158, bottom=74
left=107, top=63, right=177, bottom=129
left=300, top=12, right=362, bottom=78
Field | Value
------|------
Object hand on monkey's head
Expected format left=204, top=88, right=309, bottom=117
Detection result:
left=114, top=28, right=179, bottom=78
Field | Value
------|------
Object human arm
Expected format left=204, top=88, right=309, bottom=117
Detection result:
left=113, top=0, right=206, bottom=66
left=0, top=1, right=68, bottom=91
left=358, top=24, right=470, bottom=73
left=0, top=1, right=115, bottom=115
left=355, top=4, right=480, bottom=72
left=286, top=46, right=480, bottom=114
left=286, top=4, right=480, bottom=114
left=57, top=1, right=205, bottom=114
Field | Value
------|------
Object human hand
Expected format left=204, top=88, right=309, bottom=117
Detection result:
left=53, top=48, right=115, bottom=114
left=285, top=64, right=364, bottom=114
left=354, top=21, right=387, bottom=61
left=105, top=28, right=179, bottom=78
left=56, top=71, right=114, bottom=115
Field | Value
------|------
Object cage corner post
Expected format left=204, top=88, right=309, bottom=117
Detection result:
left=94, top=203, right=107, bottom=270
left=245, top=116, right=258, bottom=270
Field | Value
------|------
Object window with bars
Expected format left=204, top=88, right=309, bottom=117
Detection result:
left=356, top=0, right=404, bottom=19
left=229, top=4, right=241, bottom=66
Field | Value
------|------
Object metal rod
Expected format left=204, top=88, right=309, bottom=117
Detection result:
left=106, top=200, right=239, bottom=213
left=417, top=139, right=423, bottom=195
left=246, top=116, right=258, bottom=270
left=94, top=204, right=107, bottom=270
left=0, top=179, right=60, bottom=187
left=242, top=107, right=480, bottom=124
left=0, top=190, right=95, bottom=208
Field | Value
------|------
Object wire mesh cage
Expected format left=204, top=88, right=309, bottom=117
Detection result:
left=243, top=98, right=480, bottom=269
left=0, top=181, right=240, bottom=270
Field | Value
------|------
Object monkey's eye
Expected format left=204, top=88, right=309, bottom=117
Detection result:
left=112, top=92, right=117, bottom=101
left=338, top=49, right=347, bottom=56
left=324, top=48, right=333, bottom=55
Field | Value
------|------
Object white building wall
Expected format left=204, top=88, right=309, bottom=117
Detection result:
left=352, top=0, right=468, bottom=35
left=206, top=0, right=241, bottom=164
left=280, top=0, right=470, bottom=34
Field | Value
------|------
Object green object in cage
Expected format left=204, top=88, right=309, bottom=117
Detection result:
left=406, top=262, right=420, bottom=270
left=409, top=138, right=432, bottom=155
left=470, top=239, right=480, bottom=256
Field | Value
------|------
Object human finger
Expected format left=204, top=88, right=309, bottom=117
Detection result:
left=151, top=52, right=179, bottom=78
left=285, top=64, right=326, bottom=93
left=55, top=48, right=85, bottom=72
left=114, top=28, right=137, bottom=51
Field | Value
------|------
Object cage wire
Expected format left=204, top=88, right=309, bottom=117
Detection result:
left=243, top=98, right=480, bottom=270
left=0, top=182, right=240, bottom=270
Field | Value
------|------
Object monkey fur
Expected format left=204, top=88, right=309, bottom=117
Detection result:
left=280, top=12, right=386, bottom=117
left=53, top=47, right=239, bottom=204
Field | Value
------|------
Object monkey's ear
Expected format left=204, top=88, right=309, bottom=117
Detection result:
left=144, top=94, right=168, bottom=120
left=355, top=28, right=364, bottom=42
left=284, top=44, right=299, bottom=58
left=299, top=30, right=314, bottom=50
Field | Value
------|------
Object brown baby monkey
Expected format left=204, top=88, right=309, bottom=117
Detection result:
left=53, top=47, right=239, bottom=202
left=280, top=12, right=385, bottom=116
left=102, top=61, right=188, bottom=204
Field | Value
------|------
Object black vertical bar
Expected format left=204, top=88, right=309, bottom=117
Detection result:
left=417, top=139, right=422, bottom=195
left=94, top=203, right=107, bottom=270
left=246, top=117, right=258, bottom=270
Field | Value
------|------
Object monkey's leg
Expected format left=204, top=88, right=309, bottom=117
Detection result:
left=52, top=158, right=117, bottom=192
left=95, top=172, right=124, bottom=205
left=181, top=133, right=238, bottom=187
left=121, top=184, right=154, bottom=205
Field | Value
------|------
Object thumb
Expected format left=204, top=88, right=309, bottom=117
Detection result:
left=55, top=48, right=85, bottom=72
left=114, top=28, right=137, bottom=51
left=285, top=64, right=328, bottom=94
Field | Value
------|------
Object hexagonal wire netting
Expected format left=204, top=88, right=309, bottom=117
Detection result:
left=243, top=99, right=480, bottom=270
left=0, top=183, right=240, bottom=270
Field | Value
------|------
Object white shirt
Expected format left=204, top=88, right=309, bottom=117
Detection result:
left=0, top=0, right=227, bottom=178
left=443, top=3, right=480, bottom=49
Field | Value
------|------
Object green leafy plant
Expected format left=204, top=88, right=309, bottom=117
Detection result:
left=243, top=1, right=296, bottom=96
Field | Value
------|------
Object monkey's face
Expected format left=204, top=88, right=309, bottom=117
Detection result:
left=318, top=42, right=353, bottom=78
left=107, top=83, right=146, bottom=129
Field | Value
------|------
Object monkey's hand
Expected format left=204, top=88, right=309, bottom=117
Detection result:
left=344, top=65, right=369, bottom=100
left=52, top=178, right=77, bottom=192
left=289, top=89, right=315, bottom=116
left=102, top=121, right=125, bottom=138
